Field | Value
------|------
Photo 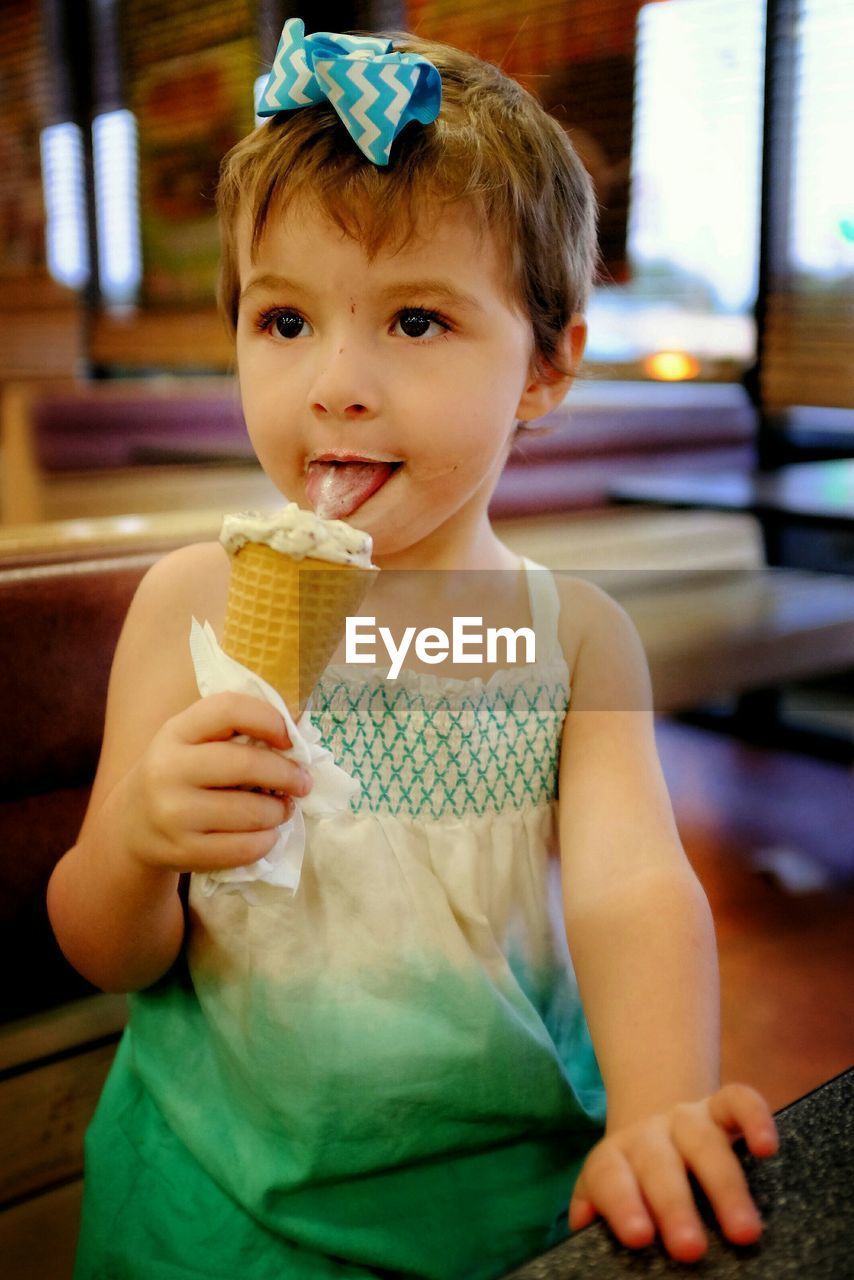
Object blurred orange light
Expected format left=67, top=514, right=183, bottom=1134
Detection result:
left=644, top=351, right=701, bottom=381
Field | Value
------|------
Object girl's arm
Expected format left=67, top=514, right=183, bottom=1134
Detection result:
left=556, top=580, right=777, bottom=1261
left=47, top=544, right=308, bottom=993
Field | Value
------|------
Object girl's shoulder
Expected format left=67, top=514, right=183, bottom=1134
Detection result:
left=113, top=540, right=231, bottom=712
left=552, top=573, right=651, bottom=709
left=131, top=540, right=231, bottom=639
left=548, top=572, right=610, bottom=670
left=552, top=571, right=632, bottom=633
left=80, top=541, right=232, bottom=830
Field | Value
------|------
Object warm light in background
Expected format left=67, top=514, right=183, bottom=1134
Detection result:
left=643, top=350, right=701, bottom=380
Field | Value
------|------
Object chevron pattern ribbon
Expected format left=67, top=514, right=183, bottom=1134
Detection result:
left=257, top=18, right=442, bottom=166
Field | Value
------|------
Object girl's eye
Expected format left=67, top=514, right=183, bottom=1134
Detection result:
left=259, top=308, right=312, bottom=340
left=394, top=308, right=449, bottom=340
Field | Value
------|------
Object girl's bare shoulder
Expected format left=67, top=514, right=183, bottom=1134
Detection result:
left=130, top=540, right=231, bottom=639
left=553, top=573, right=644, bottom=666
left=553, top=572, right=652, bottom=710
left=80, top=542, right=232, bottom=835
left=551, top=573, right=606, bottom=666
left=112, top=540, right=231, bottom=710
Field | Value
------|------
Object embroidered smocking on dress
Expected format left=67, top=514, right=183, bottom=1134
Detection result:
left=319, top=666, right=567, bottom=818
left=75, top=560, right=606, bottom=1280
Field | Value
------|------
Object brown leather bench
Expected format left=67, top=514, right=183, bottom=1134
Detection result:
left=0, top=554, right=157, bottom=1275
left=0, top=554, right=160, bottom=1022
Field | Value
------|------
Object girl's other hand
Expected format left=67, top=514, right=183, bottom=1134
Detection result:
left=121, top=691, right=313, bottom=875
left=568, top=1083, right=779, bottom=1262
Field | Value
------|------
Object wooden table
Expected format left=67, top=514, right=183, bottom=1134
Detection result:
left=506, top=1067, right=854, bottom=1279
left=607, top=567, right=854, bottom=716
left=610, top=459, right=854, bottom=570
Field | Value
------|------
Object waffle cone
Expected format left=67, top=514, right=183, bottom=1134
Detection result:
left=221, top=542, right=376, bottom=717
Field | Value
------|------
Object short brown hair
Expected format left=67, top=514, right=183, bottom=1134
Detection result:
left=217, top=31, right=598, bottom=378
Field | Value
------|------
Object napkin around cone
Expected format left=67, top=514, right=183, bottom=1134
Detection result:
left=189, top=619, right=359, bottom=898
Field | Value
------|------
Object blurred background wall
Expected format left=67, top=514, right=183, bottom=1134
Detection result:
left=0, top=0, right=850, bottom=405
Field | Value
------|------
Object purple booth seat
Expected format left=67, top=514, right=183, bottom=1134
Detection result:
left=490, top=444, right=756, bottom=518
left=26, top=379, right=757, bottom=519
left=32, top=388, right=254, bottom=471
left=31, top=380, right=757, bottom=474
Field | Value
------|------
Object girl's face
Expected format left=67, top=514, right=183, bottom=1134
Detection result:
left=235, top=198, right=561, bottom=568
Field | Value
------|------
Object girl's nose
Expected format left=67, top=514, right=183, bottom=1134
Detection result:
left=309, top=344, right=379, bottom=421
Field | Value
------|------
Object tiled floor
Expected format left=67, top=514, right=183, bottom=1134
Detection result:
left=657, top=719, right=854, bottom=1112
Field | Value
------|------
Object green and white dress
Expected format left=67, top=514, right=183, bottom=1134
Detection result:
left=75, top=560, right=605, bottom=1280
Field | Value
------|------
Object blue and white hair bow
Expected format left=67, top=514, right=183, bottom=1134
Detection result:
left=257, top=17, right=442, bottom=166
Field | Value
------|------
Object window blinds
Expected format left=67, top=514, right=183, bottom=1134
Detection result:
left=763, top=0, right=854, bottom=408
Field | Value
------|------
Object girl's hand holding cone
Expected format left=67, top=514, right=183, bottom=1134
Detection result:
left=118, top=691, right=313, bottom=876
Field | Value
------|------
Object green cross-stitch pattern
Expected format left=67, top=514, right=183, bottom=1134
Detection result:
left=313, top=673, right=569, bottom=819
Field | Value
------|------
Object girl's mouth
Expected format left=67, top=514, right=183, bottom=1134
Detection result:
left=304, top=459, right=403, bottom=520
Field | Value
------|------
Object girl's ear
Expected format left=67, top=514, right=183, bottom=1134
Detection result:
left=515, top=315, right=587, bottom=422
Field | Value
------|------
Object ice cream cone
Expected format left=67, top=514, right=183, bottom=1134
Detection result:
left=220, top=509, right=376, bottom=718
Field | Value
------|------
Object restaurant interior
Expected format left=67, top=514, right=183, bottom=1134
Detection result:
left=0, top=0, right=851, bottom=1275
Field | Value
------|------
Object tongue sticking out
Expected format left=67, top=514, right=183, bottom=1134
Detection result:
left=305, top=461, right=398, bottom=520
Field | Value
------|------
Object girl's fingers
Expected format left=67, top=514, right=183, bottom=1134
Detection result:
left=568, top=1192, right=597, bottom=1233
left=573, top=1146, right=656, bottom=1249
left=569, top=1090, right=777, bottom=1263
left=709, top=1083, right=780, bottom=1157
left=671, top=1106, right=764, bottom=1246
left=625, top=1132, right=708, bottom=1262
left=189, top=740, right=312, bottom=797
left=191, top=789, right=294, bottom=834
left=181, top=693, right=291, bottom=750
left=568, top=1171, right=597, bottom=1232
left=183, top=826, right=283, bottom=869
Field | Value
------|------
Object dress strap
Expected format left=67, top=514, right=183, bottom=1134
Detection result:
left=520, top=556, right=565, bottom=668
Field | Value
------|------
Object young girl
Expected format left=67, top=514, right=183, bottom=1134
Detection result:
left=49, top=20, right=778, bottom=1280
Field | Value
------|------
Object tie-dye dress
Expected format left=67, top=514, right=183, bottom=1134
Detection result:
left=75, top=560, right=606, bottom=1280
